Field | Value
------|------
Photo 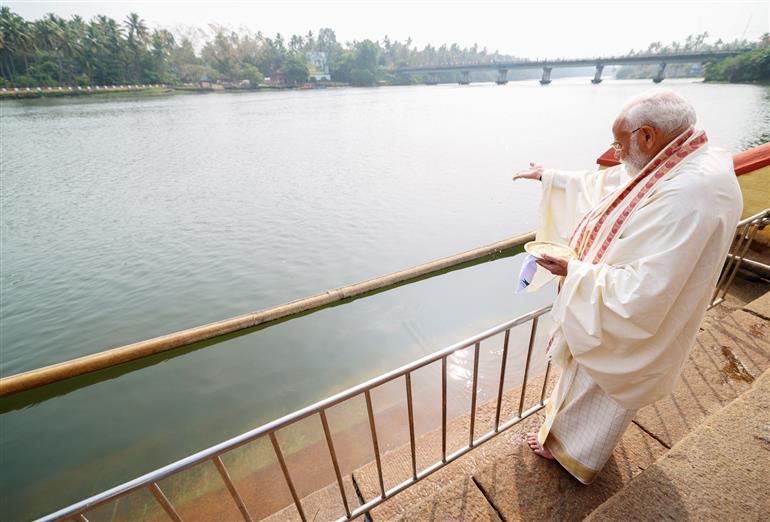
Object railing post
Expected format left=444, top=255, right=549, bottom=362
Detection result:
left=148, top=483, right=183, bottom=522
left=518, top=317, right=539, bottom=417
left=319, top=410, right=351, bottom=518
left=441, top=356, right=448, bottom=462
left=269, top=433, right=306, bottom=522
left=494, top=329, right=511, bottom=431
left=211, top=456, right=253, bottom=522
left=720, top=222, right=760, bottom=301
left=469, top=343, right=481, bottom=446
left=405, top=373, right=418, bottom=480
left=364, top=390, right=386, bottom=498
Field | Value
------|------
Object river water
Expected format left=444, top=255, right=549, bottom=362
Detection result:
left=1, top=78, right=768, bottom=520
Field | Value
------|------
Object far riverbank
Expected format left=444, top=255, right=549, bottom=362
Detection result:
left=0, top=82, right=347, bottom=100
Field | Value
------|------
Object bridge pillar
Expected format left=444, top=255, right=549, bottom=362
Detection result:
left=425, top=72, right=439, bottom=85
left=459, top=71, right=471, bottom=85
left=496, top=69, right=508, bottom=85
left=540, top=67, right=552, bottom=85
left=591, top=64, right=604, bottom=84
left=653, top=62, right=667, bottom=83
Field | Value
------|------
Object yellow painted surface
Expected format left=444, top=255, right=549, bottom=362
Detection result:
left=737, top=165, right=770, bottom=245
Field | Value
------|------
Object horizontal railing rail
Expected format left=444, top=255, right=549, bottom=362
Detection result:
left=710, top=208, right=770, bottom=309
left=36, top=209, right=768, bottom=522
left=0, top=231, right=535, bottom=397
left=38, top=305, right=553, bottom=522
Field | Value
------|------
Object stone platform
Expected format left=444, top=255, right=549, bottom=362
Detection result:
left=263, top=278, right=769, bottom=521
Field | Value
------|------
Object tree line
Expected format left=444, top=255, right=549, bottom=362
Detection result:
left=0, top=7, right=519, bottom=88
left=615, top=31, right=769, bottom=81
left=2, top=8, right=767, bottom=89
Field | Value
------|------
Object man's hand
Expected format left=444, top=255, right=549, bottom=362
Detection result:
left=512, top=162, right=544, bottom=181
left=535, top=254, right=569, bottom=276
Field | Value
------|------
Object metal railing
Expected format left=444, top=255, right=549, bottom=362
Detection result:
left=38, top=305, right=552, bottom=522
left=710, top=208, right=770, bottom=309
left=37, top=209, right=769, bottom=522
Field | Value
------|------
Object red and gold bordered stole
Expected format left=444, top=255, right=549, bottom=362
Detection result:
left=569, top=127, right=707, bottom=264
left=545, top=128, right=708, bottom=358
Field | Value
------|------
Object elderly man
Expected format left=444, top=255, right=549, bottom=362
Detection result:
left=512, top=90, right=742, bottom=484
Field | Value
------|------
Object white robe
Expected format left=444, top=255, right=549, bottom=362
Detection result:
left=534, top=143, right=742, bottom=484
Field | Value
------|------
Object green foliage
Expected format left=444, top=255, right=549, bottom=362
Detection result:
left=704, top=40, right=770, bottom=83
left=0, top=6, right=536, bottom=88
left=349, top=68, right=375, bottom=86
left=239, top=64, right=263, bottom=86
left=283, top=54, right=308, bottom=84
left=615, top=32, right=765, bottom=80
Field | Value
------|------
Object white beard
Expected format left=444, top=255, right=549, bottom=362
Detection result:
left=623, top=140, right=649, bottom=177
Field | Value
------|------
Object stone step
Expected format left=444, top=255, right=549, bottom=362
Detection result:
left=393, top=475, right=502, bottom=522
left=633, top=292, right=770, bottom=450
left=352, top=369, right=562, bottom=520
left=359, top=290, right=770, bottom=521
left=251, top=285, right=769, bottom=521
left=585, top=369, right=770, bottom=521
left=262, top=475, right=360, bottom=522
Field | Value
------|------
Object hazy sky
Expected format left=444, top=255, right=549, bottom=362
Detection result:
left=4, top=0, right=769, bottom=58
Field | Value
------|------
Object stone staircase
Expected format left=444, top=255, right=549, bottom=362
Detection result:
left=264, top=276, right=770, bottom=521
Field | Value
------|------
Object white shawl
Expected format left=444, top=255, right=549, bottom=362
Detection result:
left=532, top=130, right=742, bottom=409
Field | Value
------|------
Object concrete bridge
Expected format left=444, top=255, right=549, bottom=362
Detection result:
left=395, top=50, right=745, bottom=85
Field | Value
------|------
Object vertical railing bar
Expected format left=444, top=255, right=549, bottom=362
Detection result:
left=148, top=482, right=183, bottom=522
left=713, top=223, right=747, bottom=302
left=405, top=373, right=418, bottom=480
left=518, top=317, right=539, bottom=417
left=73, top=515, right=90, bottom=522
left=721, top=223, right=759, bottom=301
left=469, top=342, right=481, bottom=447
left=364, top=390, right=386, bottom=499
left=717, top=224, right=749, bottom=302
left=441, top=356, right=448, bottom=463
left=319, top=410, right=351, bottom=519
left=494, top=329, right=511, bottom=432
left=211, top=455, right=254, bottom=522
left=540, top=360, right=552, bottom=405
left=713, top=226, right=743, bottom=300
left=269, top=432, right=307, bottom=522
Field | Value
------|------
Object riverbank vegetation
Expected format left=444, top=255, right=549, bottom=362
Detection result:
left=0, top=6, right=523, bottom=89
left=615, top=32, right=769, bottom=83
left=3, top=8, right=767, bottom=90
left=704, top=44, right=770, bottom=83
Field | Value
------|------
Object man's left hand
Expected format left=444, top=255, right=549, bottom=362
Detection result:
left=535, top=254, right=569, bottom=277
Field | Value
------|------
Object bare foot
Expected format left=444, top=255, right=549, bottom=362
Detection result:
left=526, top=432, right=555, bottom=460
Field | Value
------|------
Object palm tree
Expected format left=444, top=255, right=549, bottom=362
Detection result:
left=125, top=12, right=147, bottom=80
left=0, top=7, right=34, bottom=81
left=44, top=14, right=68, bottom=82
left=150, top=28, right=175, bottom=80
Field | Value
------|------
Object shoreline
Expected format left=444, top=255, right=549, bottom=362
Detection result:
left=0, top=83, right=349, bottom=100
left=4, top=77, right=766, bottom=102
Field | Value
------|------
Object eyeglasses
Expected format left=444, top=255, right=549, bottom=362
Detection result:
left=611, top=127, right=642, bottom=151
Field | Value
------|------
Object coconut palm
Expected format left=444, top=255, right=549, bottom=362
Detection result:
left=125, top=12, right=148, bottom=80
left=0, top=7, right=35, bottom=81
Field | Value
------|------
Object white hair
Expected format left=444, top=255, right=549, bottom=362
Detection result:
left=621, top=90, right=697, bottom=134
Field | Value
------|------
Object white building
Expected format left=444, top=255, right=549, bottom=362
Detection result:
left=305, top=52, right=331, bottom=81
